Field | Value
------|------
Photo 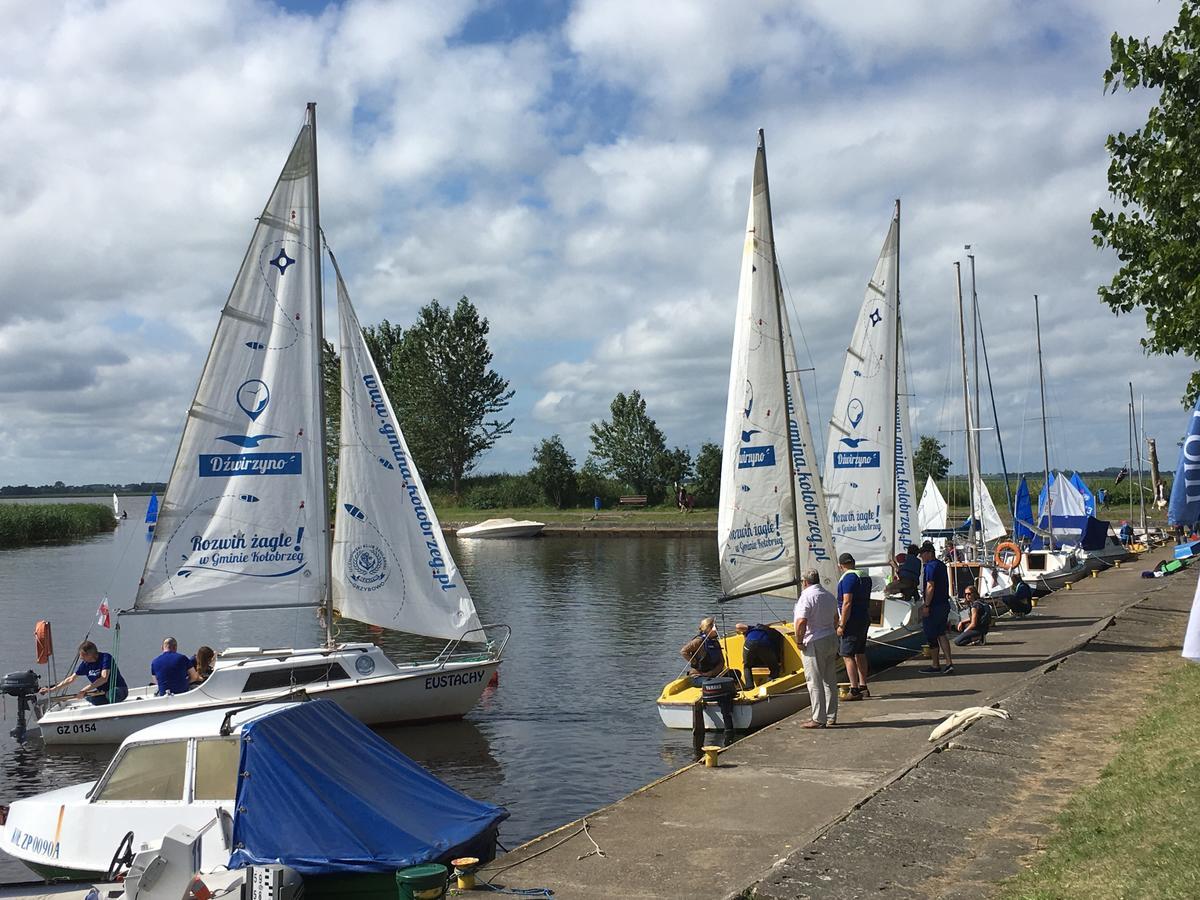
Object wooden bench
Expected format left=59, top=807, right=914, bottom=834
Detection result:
left=618, top=495, right=648, bottom=507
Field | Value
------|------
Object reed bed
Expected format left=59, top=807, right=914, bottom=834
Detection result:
left=0, top=503, right=118, bottom=548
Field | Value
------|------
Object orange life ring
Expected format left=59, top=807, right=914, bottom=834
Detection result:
left=34, top=620, right=54, bottom=665
left=994, top=541, right=1022, bottom=570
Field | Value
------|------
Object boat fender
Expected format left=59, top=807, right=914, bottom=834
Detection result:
left=993, top=541, right=1022, bottom=571
left=34, top=620, right=53, bottom=665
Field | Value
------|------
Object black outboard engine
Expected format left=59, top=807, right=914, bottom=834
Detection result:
left=3, top=670, right=40, bottom=742
left=700, top=675, right=736, bottom=738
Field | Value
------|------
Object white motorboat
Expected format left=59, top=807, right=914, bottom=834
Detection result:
left=456, top=517, right=546, bottom=539
left=34, top=105, right=505, bottom=744
left=4, top=699, right=507, bottom=886
left=1018, top=546, right=1087, bottom=593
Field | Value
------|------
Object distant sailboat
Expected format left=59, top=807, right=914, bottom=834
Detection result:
left=112, top=492, right=120, bottom=522
left=144, top=491, right=159, bottom=532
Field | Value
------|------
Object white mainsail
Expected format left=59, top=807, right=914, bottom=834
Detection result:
left=825, top=208, right=904, bottom=567
left=718, top=132, right=833, bottom=597
left=112, top=493, right=119, bottom=521
left=916, top=476, right=948, bottom=535
left=134, top=115, right=328, bottom=612
left=330, top=257, right=482, bottom=641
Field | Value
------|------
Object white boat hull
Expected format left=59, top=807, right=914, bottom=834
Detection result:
left=456, top=518, right=546, bottom=539
left=37, top=643, right=501, bottom=746
left=657, top=687, right=810, bottom=731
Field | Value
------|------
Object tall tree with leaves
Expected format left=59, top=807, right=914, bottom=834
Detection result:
left=693, top=441, right=721, bottom=507
left=1093, top=3, right=1200, bottom=403
left=530, top=435, right=577, bottom=508
left=589, top=390, right=670, bottom=499
left=657, top=446, right=693, bottom=488
left=385, top=297, right=514, bottom=497
left=913, top=435, right=951, bottom=487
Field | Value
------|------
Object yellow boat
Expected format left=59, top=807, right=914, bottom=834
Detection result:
left=656, top=623, right=817, bottom=731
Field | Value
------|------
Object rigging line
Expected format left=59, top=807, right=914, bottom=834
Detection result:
left=775, top=260, right=827, bottom=463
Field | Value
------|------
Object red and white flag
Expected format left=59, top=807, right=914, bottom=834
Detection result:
left=96, top=597, right=111, bottom=629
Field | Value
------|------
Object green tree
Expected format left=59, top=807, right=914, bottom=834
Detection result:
left=693, top=441, right=722, bottom=507
left=1093, top=4, right=1200, bottom=403
left=589, top=390, right=669, bottom=500
left=362, top=319, right=405, bottom=387
left=530, top=435, right=577, bottom=508
left=657, top=446, right=693, bottom=489
left=384, top=298, right=514, bottom=498
left=913, top=435, right=951, bottom=487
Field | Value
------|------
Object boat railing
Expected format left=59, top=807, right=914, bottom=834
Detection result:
left=430, top=623, right=510, bottom=669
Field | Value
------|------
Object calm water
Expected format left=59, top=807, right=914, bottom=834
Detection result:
left=0, top=496, right=785, bottom=883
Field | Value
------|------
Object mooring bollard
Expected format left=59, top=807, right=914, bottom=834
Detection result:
left=451, top=858, right=480, bottom=891
left=838, top=682, right=853, bottom=700
left=702, top=745, right=721, bottom=767
left=1091, top=569, right=1098, bottom=578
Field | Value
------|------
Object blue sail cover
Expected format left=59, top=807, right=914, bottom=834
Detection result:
left=1013, top=477, right=1034, bottom=541
left=1030, top=515, right=1109, bottom=551
left=1069, top=472, right=1095, bottom=516
left=229, top=700, right=508, bottom=875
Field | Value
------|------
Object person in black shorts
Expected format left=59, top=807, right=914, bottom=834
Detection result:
left=836, top=553, right=872, bottom=699
left=918, top=542, right=954, bottom=674
left=954, top=586, right=992, bottom=646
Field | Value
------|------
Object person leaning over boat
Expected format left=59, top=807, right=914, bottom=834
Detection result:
left=918, top=542, right=954, bottom=675
left=836, top=554, right=872, bottom=700
left=38, top=640, right=128, bottom=705
left=794, top=570, right=839, bottom=729
left=953, top=586, right=992, bottom=646
left=151, top=636, right=199, bottom=696
left=680, top=617, right=725, bottom=684
left=885, top=545, right=922, bottom=600
left=735, top=622, right=783, bottom=689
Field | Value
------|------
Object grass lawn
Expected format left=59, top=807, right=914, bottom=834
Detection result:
left=998, top=661, right=1200, bottom=899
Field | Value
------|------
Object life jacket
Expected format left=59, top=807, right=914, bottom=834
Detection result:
left=34, top=620, right=53, bottom=665
left=698, top=635, right=724, bottom=673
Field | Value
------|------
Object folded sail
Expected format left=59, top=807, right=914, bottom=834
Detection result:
left=1013, top=476, right=1035, bottom=541
left=134, top=116, right=327, bottom=612
left=916, top=476, right=947, bottom=535
left=825, top=211, right=902, bottom=567
left=330, top=257, right=482, bottom=641
left=717, top=134, right=802, bottom=599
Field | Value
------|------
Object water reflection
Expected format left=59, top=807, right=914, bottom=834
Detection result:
left=0, top=504, right=726, bottom=882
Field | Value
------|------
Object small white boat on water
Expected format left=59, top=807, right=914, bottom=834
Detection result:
left=3, top=699, right=508, bottom=889
left=34, top=105, right=505, bottom=745
left=456, top=517, right=546, bottom=539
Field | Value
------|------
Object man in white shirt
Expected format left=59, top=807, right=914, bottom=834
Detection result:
left=793, top=569, right=839, bottom=728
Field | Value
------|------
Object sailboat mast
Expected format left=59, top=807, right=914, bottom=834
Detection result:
left=307, top=102, right=334, bottom=647
left=759, top=129, right=805, bottom=585
left=955, top=263, right=977, bottom=551
left=892, top=199, right=902, bottom=559
left=1034, top=295, right=1054, bottom=550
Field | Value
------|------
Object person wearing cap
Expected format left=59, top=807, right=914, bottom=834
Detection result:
left=836, top=553, right=872, bottom=698
left=680, top=617, right=725, bottom=683
left=1002, top=572, right=1034, bottom=617
left=918, top=542, right=954, bottom=674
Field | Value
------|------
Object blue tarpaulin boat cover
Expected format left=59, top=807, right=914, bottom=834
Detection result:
left=1030, top=515, right=1109, bottom=552
left=228, top=700, right=508, bottom=875
left=1014, top=477, right=1034, bottom=541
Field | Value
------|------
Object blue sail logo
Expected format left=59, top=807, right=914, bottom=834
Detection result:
left=237, top=380, right=270, bottom=421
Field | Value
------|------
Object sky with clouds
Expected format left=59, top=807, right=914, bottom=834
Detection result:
left=0, top=0, right=1192, bottom=489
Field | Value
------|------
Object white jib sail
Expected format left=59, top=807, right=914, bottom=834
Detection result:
left=717, top=133, right=802, bottom=599
left=135, top=115, right=328, bottom=612
left=972, top=475, right=1007, bottom=542
left=781, top=310, right=838, bottom=591
left=1048, top=473, right=1087, bottom=518
left=825, top=211, right=900, bottom=567
left=917, top=476, right=948, bottom=535
left=330, top=258, right=482, bottom=641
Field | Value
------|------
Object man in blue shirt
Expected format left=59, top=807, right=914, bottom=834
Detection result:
left=151, top=636, right=196, bottom=696
left=39, top=640, right=128, bottom=704
left=736, top=622, right=784, bottom=689
left=836, top=553, right=872, bottom=699
left=1003, top=573, right=1034, bottom=617
left=918, top=542, right=954, bottom=674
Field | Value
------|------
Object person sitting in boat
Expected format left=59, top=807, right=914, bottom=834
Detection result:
left=39, top=640, right=128, bottom=705
left=190, top=645, right=216, bottom=683
left=735, top=622, right=783, bottom=688
left=151, top=636, right=199, bottom=696
left=680, top=617, right=725, bottom=684
left=885, top=545, right=922, bottom=600
left=1119, top=521, right=1134, bottom=548
left=1002, top=573, right=1034, bottom=617
left=953, top=586, right=992, bottom=646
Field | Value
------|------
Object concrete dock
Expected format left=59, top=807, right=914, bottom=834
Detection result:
left=482, top=546, right=1192, bottom=899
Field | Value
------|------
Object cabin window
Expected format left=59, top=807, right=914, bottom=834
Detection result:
left=193, top=738, right=241, bottom=801
left=1025, top=553, right=1048, bottom=571
left=242, top=662, right=350, bottom=693
left=95, top=741, right=187, bottom=802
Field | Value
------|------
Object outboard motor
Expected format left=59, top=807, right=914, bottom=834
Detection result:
left=700, top=675, right=736, bottom=739
left=2, top=670, right=40, bottom=742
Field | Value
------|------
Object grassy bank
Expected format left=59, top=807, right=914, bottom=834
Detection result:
left=999, top=661, right=1200, bottom=899
left=0, top=503, right=118, bottom=548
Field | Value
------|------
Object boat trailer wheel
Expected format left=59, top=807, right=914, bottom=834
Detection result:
left=107, top=830, right=135, bottom=881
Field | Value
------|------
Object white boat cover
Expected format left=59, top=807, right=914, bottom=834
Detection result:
left=331, top=256, right=482, bottom=641
left=135, top=115, right=328, bottom=612
left=917, top=476, right=948, bottom=535
left=718, top=134, right=834, bottom=598
left=1045, top=472, right=1087, bottom=519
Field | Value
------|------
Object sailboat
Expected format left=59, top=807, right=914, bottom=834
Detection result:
left=657, top=130, right=836, bottom=731
left=823, top=202, right=925, bottom=663
left=112, top=492, right=120, bottom=522
left=144, top=491, right=158, bottom=531
left=35, top=105, right=506, bottom=745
